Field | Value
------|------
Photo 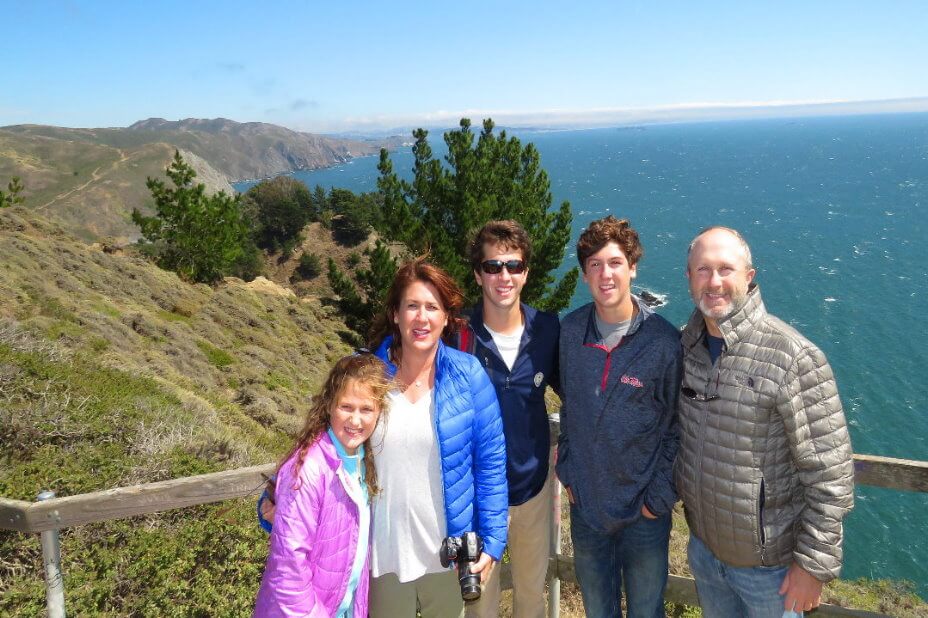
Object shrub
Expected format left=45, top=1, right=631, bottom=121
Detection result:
left=292, top=253, right=322, bottom=281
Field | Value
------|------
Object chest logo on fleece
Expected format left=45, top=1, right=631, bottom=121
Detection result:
left=620, top=374, right=644, bottom=388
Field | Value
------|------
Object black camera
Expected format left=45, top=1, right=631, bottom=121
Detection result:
left=439, top=532, right=484, bottom=601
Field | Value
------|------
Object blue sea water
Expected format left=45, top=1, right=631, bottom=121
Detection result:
left=236, top=113, right=928, bottom=594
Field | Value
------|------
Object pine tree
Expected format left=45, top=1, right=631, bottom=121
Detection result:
left=242, top=176, right=315, bottom=252
left=327, top=240, right=399, bottom=343
left=375, top=118, right=577, bottom=311
left=132, top=151, right=253, bottom=284
left=0, top=177, right=25, bottom=208
left=326, top=118, right=578, bottom=342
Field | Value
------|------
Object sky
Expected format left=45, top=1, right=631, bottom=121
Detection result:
left=2, top=0, right=927, bottom=133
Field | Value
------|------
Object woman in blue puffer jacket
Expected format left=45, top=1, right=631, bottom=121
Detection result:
left=365, top=256, right=508, bottom=618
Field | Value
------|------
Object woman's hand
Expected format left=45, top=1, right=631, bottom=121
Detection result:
left=468, top=552, right=497, bottom=584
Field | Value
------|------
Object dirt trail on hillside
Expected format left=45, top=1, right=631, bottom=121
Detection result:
left=36, top=147, right=131, bottom=211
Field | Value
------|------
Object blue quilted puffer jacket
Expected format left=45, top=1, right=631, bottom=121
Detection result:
left=375, top=337, right=509, bottom=560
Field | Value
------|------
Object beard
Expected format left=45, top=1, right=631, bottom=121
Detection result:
left=696, top=284, right=751, bottom=321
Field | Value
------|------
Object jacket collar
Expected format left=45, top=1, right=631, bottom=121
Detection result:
left=469, top=302, right=535, bottom=348
left=374, top=335, right=449, bottom=381
left=682, top=283, right=766, bottom=351
left=316, top=430, right=342, bottom=469
left=582, top=295, right=652, bottom=346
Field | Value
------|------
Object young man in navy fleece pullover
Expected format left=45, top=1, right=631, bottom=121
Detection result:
left=555, top=216, right=682, bottom=618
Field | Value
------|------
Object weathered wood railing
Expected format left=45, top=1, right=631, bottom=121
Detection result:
left=2, top=418, right=926, bottom=617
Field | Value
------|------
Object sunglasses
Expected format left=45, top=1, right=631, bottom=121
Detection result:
left=681, top=386, right=719, bottom=402
left=480, top=259, right=527, bottom=275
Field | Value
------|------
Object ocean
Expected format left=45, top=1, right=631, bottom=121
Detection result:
left=236, top=112, right=928, bottom=594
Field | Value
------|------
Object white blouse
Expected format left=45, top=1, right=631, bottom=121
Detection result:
left=370, top=389, right=447, bottom=582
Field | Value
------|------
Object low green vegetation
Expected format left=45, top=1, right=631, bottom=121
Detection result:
left=196, top=339, right=234, bottom=368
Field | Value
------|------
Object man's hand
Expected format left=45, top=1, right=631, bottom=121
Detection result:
left=779, top=562, right=823, bottom=613
left=565, top=485, right=576, bottom=504
left=641, top=504, right=657, bottom=519
left=469, top=553, right=497, bottom=584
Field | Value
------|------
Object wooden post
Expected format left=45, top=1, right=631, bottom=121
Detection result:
left=37, top=490, right=65, bottom=618
left=547, top=421, right=561, bottom=618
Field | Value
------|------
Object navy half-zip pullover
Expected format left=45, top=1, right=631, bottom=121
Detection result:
left=556, top=297, right=683, bottom=534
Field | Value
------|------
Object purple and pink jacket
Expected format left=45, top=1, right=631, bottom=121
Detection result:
left=253, top=432, right=369, bottom=618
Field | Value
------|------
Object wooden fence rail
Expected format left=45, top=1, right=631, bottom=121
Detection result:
left=2, top=418, right=926, bottom=617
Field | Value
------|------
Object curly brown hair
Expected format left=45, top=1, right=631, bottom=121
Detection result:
left=368, top=255, right=466, bottom=364
left=468, top=219, right=533, bottom=273
left=280, top=353, right=391, bottom=497
left=576, top=215, right=643, bottom=272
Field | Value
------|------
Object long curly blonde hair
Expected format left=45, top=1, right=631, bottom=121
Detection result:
left=280, top=353, right=391, bottom=497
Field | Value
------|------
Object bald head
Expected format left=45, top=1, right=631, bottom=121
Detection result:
left=686, top=226, right=753, bottom=273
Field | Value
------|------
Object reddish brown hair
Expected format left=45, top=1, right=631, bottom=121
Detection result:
left=576, top=215, right=643, bottom=272
left=368, top=256, right=465, bottom=363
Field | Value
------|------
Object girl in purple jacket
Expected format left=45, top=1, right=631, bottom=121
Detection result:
left=254, top=354, right=390, bottom=618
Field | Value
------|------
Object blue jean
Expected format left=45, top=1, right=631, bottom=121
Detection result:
left=687, top=533, right=802, bottom=618
left=569, top=503, right=671, bottom=618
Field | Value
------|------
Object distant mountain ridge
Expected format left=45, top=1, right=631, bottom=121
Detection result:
left=4, top=117, right=400, bottom=182
left=0, top=118, right=401, bottom=242
left=123, top=117, right=399, bottom=180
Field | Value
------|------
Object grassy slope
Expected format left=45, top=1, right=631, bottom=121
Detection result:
left=0, top=206, right=353, bottom=616
left=0, top=130, right=233, bottom=243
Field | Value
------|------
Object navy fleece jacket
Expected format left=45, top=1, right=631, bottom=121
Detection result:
left=555, top=298, right=682, bottom=535
left=463, top=303, right=560, bottom=506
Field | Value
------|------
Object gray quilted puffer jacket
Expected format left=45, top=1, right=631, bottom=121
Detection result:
left=674, top=285, right=854, bottom=582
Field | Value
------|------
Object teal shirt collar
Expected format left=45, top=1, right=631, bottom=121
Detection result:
left=327, top=428, right=365, bottom=480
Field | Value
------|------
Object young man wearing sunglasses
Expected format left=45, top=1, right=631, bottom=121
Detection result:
left=462, top=220, right=560, bottom=618
left=675, top=227, right=854, bottom=617
left=555, top=215, right=682, bottom=618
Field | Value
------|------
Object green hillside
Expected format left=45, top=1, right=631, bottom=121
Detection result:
left=0, top=206, right=352, bottom=615
left=0, top=118, right=399, bottom=243
left=0, top=131, right=232, bottom=242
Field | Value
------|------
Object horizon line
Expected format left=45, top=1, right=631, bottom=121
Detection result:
left=3, top=96, right=927, bottom=135
left=309, top=96, right=928, bottom=134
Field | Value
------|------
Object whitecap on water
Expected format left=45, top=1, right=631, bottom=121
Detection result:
left=824, top=297, right=837, bottom=302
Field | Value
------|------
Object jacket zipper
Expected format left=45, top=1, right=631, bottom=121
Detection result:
left=694, top=342, right=721, bottom=537
left=758, top=478, right=766, bottom=555
left=583, top=341, right=624, bottom=393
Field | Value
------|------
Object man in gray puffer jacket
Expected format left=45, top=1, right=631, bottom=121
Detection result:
left=675, top=227, right=854, bottom=617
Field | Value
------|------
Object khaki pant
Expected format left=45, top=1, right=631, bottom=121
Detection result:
left=370, top=570, right=464, bottom=618
left=467, top=470, right=555, bottom=618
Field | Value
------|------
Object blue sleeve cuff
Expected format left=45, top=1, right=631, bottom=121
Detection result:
left=257, top=473, right=276, bottom=534
left=483, top=538, right=506, bottom=562
left=257, top=490, right=273, bottom=533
